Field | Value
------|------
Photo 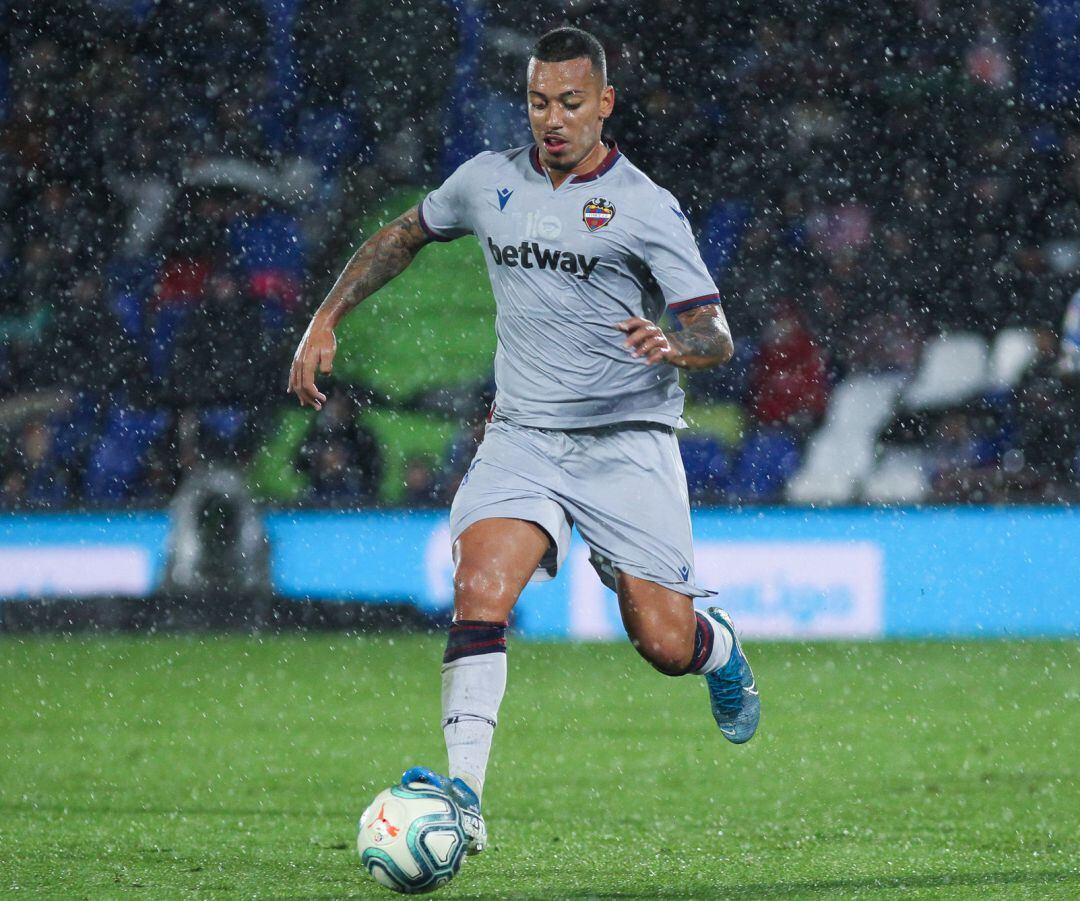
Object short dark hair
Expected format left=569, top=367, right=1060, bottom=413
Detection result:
left=531, top=27, right=606, bottom=83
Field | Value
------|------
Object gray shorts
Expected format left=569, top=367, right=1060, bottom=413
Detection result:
left=449, top=418, right=713, bottom=597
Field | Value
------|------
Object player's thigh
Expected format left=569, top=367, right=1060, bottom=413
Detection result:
left=616, top=571, right=696, bottom=673
left=452, top=517, right=551, bottom=621
left=565, top=425, right=710, bottom=598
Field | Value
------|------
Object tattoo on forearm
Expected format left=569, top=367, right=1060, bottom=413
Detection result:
left=319, top=207, right=430, bottom=321
left=668, top=305, right=734, bottom=368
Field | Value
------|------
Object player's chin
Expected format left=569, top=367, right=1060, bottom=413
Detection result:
left=539, top=144, right=577, bottom=170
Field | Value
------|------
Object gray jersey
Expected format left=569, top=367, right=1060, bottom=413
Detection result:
left=419, top=143, right=720, bottom=429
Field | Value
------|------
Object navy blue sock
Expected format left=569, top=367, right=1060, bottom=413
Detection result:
left=687, top=611, right=715, bottom=674
left=443, top=620, right=508, bottom=664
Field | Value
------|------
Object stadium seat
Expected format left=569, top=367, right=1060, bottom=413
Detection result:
left=51, top=391, right=101, bottom=466
left=84, top=406, right=169, bottom=502
left=729, top=426, right=800, bottom=502
left=860, top=447, right=931, bottom=504
left=297, top=107, right=359, bottom=177
left=786, top=373, right=906, bottom=504
left=987, top=327, right=1040, bottom=389
left=147, top=305, right=191, bottom=381
left=902, top=333, right=990, bottom=410
left=229, top=210, right=306, bottom=307
left=678, top=435, right=732, bottom=500
left=699, top=200, right=752, bottom=278
left=200, top=406, right=247, bottom=445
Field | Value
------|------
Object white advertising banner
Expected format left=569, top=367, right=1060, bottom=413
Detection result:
left=568, top=541, right=885, bottom=640
left=0, top=546, right=154, bottom=598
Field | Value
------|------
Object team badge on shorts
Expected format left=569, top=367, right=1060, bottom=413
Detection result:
left=582, top=197, right=615, bottom=232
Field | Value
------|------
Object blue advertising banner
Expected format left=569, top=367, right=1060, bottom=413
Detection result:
left=1, top=508, right=1077, bottom=639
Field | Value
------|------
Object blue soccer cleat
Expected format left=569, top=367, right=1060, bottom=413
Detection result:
left=704, top=607, right=760, bottom=744
left=401, top=766, right=487, bottom=855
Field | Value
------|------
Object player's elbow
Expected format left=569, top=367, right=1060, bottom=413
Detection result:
left=694, top=334, right=734, bottom=370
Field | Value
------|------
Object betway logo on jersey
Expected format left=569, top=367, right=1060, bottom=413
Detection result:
left=487, top=237, right=599, bottom=281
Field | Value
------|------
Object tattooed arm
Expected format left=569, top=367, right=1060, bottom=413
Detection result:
left=616, top=304, right=734, bottom=370
left=289, top=206, right=432, bottom=409
left=666, top=304, right=734, bottom=368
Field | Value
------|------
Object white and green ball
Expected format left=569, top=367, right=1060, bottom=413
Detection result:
left=357, top=782, right=468, bottom=894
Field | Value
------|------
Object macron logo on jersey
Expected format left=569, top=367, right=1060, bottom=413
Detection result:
left=497, top=188, right=513, bottom=210
left=487, top=236, right=599, bottom=281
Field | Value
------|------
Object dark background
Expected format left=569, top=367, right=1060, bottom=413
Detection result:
left=3, top=0, right=1079, bottom=510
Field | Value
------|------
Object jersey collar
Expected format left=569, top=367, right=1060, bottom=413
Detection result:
left=529, top=141, right=621, bottom=184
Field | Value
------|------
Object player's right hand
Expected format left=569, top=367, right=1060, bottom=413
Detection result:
left=288, top=323, right=336, bottom=411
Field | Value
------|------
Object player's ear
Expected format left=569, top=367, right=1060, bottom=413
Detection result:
left=600, top=84, right=615, bottom=120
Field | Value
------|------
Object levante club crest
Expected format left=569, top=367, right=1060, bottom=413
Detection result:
left=582, top=197, right=615, bottom=231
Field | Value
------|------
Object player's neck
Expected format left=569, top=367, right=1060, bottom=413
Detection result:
left=545, top=139, right=608, bottom=189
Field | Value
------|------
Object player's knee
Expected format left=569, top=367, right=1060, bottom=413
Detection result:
left=630, top=633, right=694, bottom=677
left=453, top=563, right=518, bottom=620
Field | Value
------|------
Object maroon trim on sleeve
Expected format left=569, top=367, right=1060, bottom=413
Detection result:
left=668, top=293, right=720, bottom=314
left=417, top=197, right=454, bottom=243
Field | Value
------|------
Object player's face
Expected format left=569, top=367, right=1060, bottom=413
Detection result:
left=527, top=57, right=614, bottom=172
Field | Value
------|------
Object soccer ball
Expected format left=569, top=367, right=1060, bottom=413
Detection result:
left=357, top=781, right=468, bottom=894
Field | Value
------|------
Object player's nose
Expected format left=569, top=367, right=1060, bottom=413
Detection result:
left=544, top=108, right=564, bottom=129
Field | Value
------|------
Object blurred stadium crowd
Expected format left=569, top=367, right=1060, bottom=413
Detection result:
left=3, top=0, right=1080, bottom=510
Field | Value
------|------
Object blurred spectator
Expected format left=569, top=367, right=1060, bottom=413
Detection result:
left=0, top=416, right=67, bottom=509
left=403, top=455, right=440, bottom=507
left=298, top=391, right=382, bottom=504
left=929, top=412, right=985, bottom=495
left=844, top=308, right=920, bottom=375
left=168, top=270, right=282, bottom=466
left=138, top=0, right=270, bottom=131
left=52, top=273, right=148, bottom=397
left=170, top=271, right=276, bottom=411
left=3, top=0, right=1080, bottom=509
left=439, top=419, right=487, bottom=501
left=308, top=440, right=369, bottom=503
left=1003, top=369, right=1077, bottom=498
left=1060, top=286, right=1080, bottom=375
left=749, top=302, right=829, bottom=429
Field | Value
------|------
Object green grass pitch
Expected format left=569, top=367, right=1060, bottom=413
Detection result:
left=1, top=635, right=1077, bottom=898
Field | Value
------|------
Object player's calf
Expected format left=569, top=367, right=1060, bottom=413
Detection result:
left=629, top=603, right=760, bottom=744
left=629, top=633, right=696, bottom=675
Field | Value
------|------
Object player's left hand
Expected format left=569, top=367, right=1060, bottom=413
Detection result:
left=615, top=317, right=673, bottom=366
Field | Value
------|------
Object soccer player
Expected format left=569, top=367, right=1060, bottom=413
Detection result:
left=289, top=27, right=760, bottom=853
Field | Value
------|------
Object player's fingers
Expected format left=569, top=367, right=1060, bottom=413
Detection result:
left=318, top=347, right=334, bottom=375
left=292, top=348, right=307, bottom=383
left=615, top=317, right=650, bottom=333
left=289, top=355, right=304, bottom=401
left=637, top=334, right=670, bottom=360
left=626, top=325, right=663, bottom=353
left=624, top=322, right=657, bottom=341
left=300, top=352, right=320, bottom=408
left=301, top=379, right=323, bottom=411
left=645, top=342, right=673, bottom=365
